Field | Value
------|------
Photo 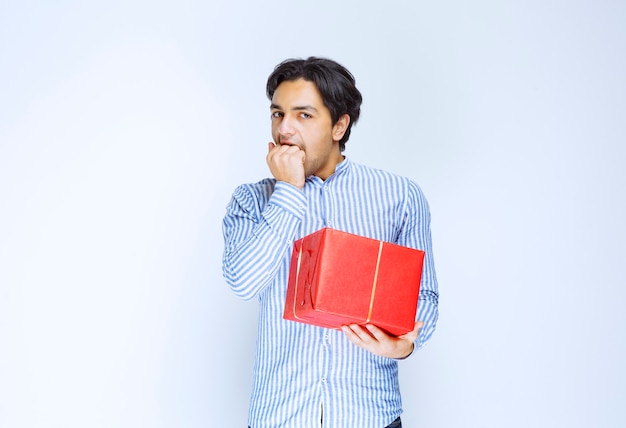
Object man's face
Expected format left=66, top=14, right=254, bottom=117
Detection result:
left=270, top=78, right=347, bottom=180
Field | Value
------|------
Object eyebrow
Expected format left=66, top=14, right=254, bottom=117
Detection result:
left=270, top=103, right=319, bottom=113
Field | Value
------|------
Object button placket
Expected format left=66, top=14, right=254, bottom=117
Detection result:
left=320, top=329, right=331, bottom=387
left=322, top=183, right=334, bottom=228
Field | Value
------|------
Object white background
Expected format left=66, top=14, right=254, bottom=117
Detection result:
left=1, top=1, right=624, bottom=427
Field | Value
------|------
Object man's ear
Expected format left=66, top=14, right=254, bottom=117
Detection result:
left=332, top=114, right=351, bottom=142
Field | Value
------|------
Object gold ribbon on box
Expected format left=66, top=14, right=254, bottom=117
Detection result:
left=365, top=241, right=384, bottom=324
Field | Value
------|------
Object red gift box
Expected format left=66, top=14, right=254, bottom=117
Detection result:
left=283, top=228, right=424, bottom=336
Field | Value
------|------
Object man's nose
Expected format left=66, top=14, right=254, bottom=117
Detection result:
left=278, top=115, right=295, bottom=137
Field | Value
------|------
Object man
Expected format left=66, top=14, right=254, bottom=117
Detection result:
left=222, top=57, right=438, bottom=428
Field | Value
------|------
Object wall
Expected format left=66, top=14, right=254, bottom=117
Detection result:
left=1, top=1, right=624, bottom=427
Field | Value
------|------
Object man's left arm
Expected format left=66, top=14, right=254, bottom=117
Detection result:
left=402, top=181, right=439, bottom=351
left=342, top=181, right=439, bottom=358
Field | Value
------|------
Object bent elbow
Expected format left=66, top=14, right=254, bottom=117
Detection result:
left=222, top=261, right=269, bottom=301
left=222, top=269, right=255, bottom=301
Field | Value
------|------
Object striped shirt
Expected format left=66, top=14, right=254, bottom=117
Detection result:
left=222, top=158, right=439, bottom=428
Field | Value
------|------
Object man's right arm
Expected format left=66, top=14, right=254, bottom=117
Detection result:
left=222, top=181, right=307, bottom=300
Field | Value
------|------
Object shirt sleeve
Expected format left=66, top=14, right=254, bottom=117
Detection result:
left=397, top=181, right=439, bottom=350
left=222, top=180, right=307, bottom=300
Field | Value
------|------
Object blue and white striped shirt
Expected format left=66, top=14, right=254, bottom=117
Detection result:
left=222, top=158, right=438, bottom=428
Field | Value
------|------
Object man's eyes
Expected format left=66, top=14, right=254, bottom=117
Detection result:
left=271, top=111, right=312, bottom=119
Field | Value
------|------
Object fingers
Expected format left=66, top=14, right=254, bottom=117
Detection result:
left=342, top=325, right=377, bottom=354
left=364, top=324, right=387, bottom=341
left=344, top=322, right=423, bottom=343
left=266, top=142, right=306, bottom=188
left=266, top=142, right=303, bottom=164
left=342, top=324, right=375, bottom=345
left=342, top=322, right=422, bottom=359
left=268, top=143, right=305, bottom=160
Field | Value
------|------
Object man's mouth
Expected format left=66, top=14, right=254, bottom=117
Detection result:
left=281, top=140, right=300, bottom=149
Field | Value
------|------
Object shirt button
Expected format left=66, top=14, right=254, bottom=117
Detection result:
left=321, top=377, right=327, bottom=383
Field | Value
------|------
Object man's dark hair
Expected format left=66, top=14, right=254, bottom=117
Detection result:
left=266, top=57, right=363, bottom=151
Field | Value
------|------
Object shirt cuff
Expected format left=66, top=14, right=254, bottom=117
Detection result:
left=267, top=181, right=307, bottom=220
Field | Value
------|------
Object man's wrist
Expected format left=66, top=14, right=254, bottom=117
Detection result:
left=393, top=343, right=415, bottom=360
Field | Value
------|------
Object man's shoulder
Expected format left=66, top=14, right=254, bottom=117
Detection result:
left=347, top=160, right=427, bottom=207
left=349, top=160, right=418, bottom=187
left=235, top=177, right=277, bottom=193
left=230, top=177, right=277, bottom=205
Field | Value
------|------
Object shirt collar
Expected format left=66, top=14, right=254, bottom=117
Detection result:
left=334, top=156, right=350, bottom=176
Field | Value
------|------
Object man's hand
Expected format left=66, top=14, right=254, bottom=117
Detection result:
left=266, top=142, right=306, bottom=189
left=341, top=321, right=423, bottom=359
